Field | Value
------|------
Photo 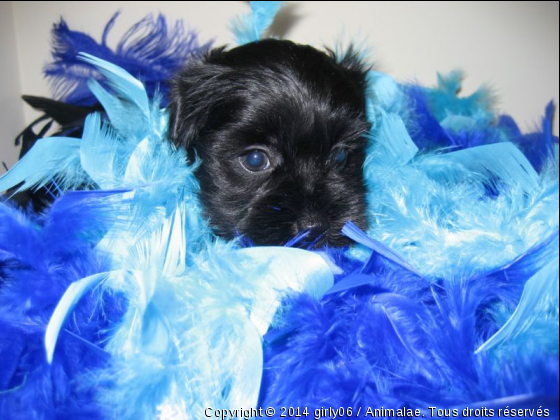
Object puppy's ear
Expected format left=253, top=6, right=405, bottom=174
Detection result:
left=167, top=47, right=229, bottom=159
left=326, top=44, right=370, bottom=89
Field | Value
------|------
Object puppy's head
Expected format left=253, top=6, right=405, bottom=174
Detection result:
left=169, top=39, right=370, bottom=247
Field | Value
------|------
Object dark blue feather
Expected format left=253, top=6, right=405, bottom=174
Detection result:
left=44, top=13, right=212, bottom=107
left=0, top=197, right=125, bottom=419
left=404, top=85, right=455, bottom=150
left=342, top=222, right=422, bottom=277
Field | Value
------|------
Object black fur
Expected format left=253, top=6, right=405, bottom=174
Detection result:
left=169, top=39, right=370, bottom=247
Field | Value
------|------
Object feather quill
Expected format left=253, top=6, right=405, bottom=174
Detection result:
left=45, top=272, right=109, bottom=363
left=342, top=222, right=422, bottom=277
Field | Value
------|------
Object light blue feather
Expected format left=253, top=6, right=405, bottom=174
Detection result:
left=367, top=71, right=404, bottom=114
left=45, top=272, right=109, bottom=363
left=231, top=1, right=284, bottom=44
left=420, top=142, right=540, bottom=194
left=437, top=70, right=464, bottom=95
left=343, top=222, right=422, bottom=277
left=241, top=247, right=334, bottom=334
left=79, top=112, right=129, bottom=189
left=0, top=137, right=85, bottom=194
left=80, top=53, right=154, bottom=142
left=87, top=78, right=153, bottom=142
left=427, top=70, right=495, bottom=125
left=222, top=317, right=263, bottom=411
left=365, top=110, right=419, bottom=167
left=364, top=71, right=418, bottom=169
left=79, top=52, right=149, bottom=118
left=476, top=256, right=559, bottom=353
left=250, top=1, right=283, bottom=39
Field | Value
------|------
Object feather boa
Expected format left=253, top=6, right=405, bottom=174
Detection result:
left=1, top=2, right=559, bottom=419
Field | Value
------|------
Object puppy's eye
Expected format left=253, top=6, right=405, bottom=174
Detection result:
left=240, top=150, right=270, bottom=172
left=332, top=149, right=348, bottom=167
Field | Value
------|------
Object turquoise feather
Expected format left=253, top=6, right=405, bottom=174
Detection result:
left=231, top=1, right=284, bottom=44
left=419, top=142, right=539, bottom=194
left=0, top=137, right=85, bottom=194
left=79, top=52, right=150, bottom=118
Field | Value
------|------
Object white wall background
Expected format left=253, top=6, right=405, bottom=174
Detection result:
left=1, top=1, right=559, bottom=172
left=0, top=1, right=25, bottom=171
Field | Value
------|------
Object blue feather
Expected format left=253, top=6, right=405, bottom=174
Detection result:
left=404, top=84, right=455, bottom=150
left=428, top=70, right=495, bottom=124
left=476, top=256, right=559, bottom=354
left=45, top=272, right=109, bottom=363
left=62, top=329, right=111, bottom=361
left=231, top=1, right=284, bottom=44
left=487, top=231, right=559, bottom=286
left=250, top=1, right=284, bottom=40
left=401, top=71, right=498, bottom=154
left=367, top=71, right=404, bottom=114
left=324, top=274, right=388, bottom=295
left=79, top=112, right=126, bottom=189
left=542, top=101, right=555, bottom=155
left=366, top=109, right=419, bottom=167
left=0, top=137, right=85, bottom=194
left=518, top=101, right=557, bottom=172
left=342, top=222, right=422, bottom=277
left=79, top=53, right=150, bottom=119
left=419, top=142, right=540, bottom=194
left=0, top=196, right=124, bottom=419
left=44, top=13, right=211, bottom=106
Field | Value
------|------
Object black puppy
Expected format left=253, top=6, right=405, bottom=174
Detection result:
left=169, top=39, right=370, bottom=247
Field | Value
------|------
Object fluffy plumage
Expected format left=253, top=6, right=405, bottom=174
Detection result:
left=45, top=12, right=212, bottom=107
left=1, top=3, right=559, bottom=419
left=1, top=53, right=336, bottom=419
left=12, top=13, right=212, bottom=212
left=259, top=57, right=559, bottom=416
